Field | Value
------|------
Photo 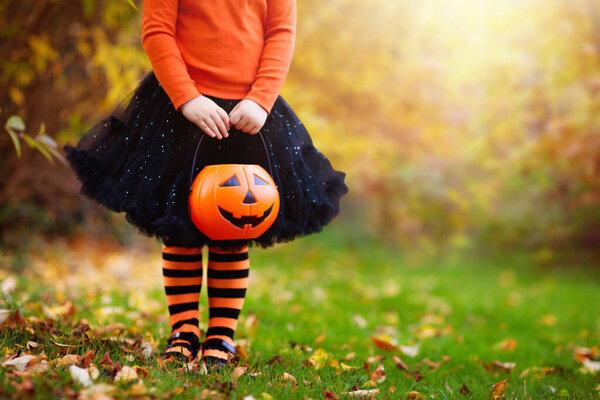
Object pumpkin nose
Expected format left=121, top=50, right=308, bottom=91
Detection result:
left=243, top=190, right=257, bottom=204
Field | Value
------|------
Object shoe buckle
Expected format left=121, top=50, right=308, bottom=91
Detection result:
left=220, top=340, right=236, bottom=354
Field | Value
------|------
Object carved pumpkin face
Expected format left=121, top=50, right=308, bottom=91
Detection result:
left=189, top=164, right=280, bottom=240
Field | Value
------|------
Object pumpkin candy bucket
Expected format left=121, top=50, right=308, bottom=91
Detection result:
left=188, top=133, right=280, bottom=240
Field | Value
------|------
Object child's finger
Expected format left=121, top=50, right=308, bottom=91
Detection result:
left=211, top=113, right=229, bottom=139
left=204, top=118, right=222, bottom=139
left=238, top=118, right=253, bottom=133
left=198, top=120, right=215, bottom=138
left=216, top=108, right=230, bottom=131
left=229, top=109, right=240, bottom=125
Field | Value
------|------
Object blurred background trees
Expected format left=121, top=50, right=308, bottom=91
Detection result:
left=1, top=0, right=599, bottom=258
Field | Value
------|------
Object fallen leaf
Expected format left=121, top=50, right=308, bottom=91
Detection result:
left=26, top=341, right=41, bottom=351
left=0, top=309, right=10, bottom=325
left=573, top=345, right=598, bottom=363
left=231, top=366, right=247, bottom=383
left=82, top=350, right=95, bottom=368
left=282, top=372, right=297, bottom=383
left=392, top=355, right=409, bottom=371
left=133, top=365, right=149, bottom=377
left=308, top=348, right=331, bottom=369
left=49, top=339, right=76, bottom=349
left=495, top=338, right=518, bottom=352
left=100, top=351, right=115, bottom=370
left=140, top=341, right=153, bottom=359
left=315, top=332, right=327, bottom=345
left=89, top=364, right=100, bottom=380
left=70, top=365, right=93, bottom=387
left=1, top=355, right=37, bottom=371
left=423, top=358, right=440, bottom=371
left=353, top=314, right=367, bottom=328
left=407, top=391, right=423, bottom=399
left=483, top=360, right=515, bottom=373
left=370, top=335, right=399, bottom=351
left=0, top=309, right=25, bottom=329
left=129, top=381, right=148, bottom=396
left=399, top=344, right=419, bottom=357
left=490, top=378, right=509, bottom=399
left=459, top=383, right=471, bottom=395
left=369, top=364, right=385, bottom=383
left=340, top=362, right=359, bottom=370
left=235, top=345, right=249, bottom=360
left=58, top=354, right=83, bottom=367
left=323, top=388, right=338, bottom=399
left=343, top=389, right=380, bottom=397
left=114, top=365, right=138, bottom=382
left=79, top=383, right=116, bottom=399
left=581, top=359, right=600, bottom=373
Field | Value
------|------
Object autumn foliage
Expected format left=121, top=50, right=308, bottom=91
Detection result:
left=1, top=0, right=599, bottom=254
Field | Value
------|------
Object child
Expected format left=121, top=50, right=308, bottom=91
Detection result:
left=63, top=0, right=348, bottom=366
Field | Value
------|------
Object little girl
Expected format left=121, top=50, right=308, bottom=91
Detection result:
left=64, top=0, right=347, bottom=366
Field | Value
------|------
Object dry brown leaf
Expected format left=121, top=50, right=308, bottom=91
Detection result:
left=407, top=391, right=423, bottom=399
left=82, top=350, right=95, bottom=368
left=459, top=383, right=471, bottom=395
left=343, top=389, right=380, bottom=398
left=281, top=372, right=296, bottom=384
left=0, top=310, right=25, bottom=329
left=423, top=358, right=440, bottom=371
left=315, top=332, right=327, bottom=345
left=133, top=365, right=149, bottom=377
left=490, top=378, right=509, bottom=399
left=1, top=355, right=37, bottom=371
left=49, top=339, right=76, bottom=349
left=323, top=389, right=338, bottom=400
left=495, top=338, right=518, bottom=352
left=370, top=335, right=399, bottom=352
left=231, top=366, right=248, bottom=383
left=573, top=345, right=598, bottom=363
left=369, top=364, right=385, bottom=383
left=100, top=351, right=115, bottom=370
left=58, top=354, right=83, bottom=367
left=392, top=355, right=409, bottom=371
left=235, top=345, right=249, bottom=360
left=140, top=341, right=153, bottom=359
left=114, top=365, right=137, bottom=382
left=483, top=360, right=515, bottom=373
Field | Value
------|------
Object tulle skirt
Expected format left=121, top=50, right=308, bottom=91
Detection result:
left=64, top=71, right=348, bottom=249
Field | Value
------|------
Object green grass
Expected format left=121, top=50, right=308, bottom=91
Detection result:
left=1, top=228, right=599, bottom=399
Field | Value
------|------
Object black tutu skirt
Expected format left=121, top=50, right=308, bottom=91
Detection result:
left=64, top=71, right=348, bottom=249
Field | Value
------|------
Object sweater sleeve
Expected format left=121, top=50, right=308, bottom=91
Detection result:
left=244, top=0, right=297, bottom=114
left=141, top=0, right=201, bottom=111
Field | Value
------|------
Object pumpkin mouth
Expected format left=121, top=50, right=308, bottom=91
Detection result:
left=218, top=205, right=274, bottom=229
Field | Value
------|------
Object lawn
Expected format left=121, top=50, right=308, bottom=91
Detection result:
left=1, top=228, right=599, bottom=399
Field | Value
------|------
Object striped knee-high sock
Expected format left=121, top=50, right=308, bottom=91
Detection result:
left=203, top=246, right=249, bottom=363
left=162, top=245, right=203, bottom=358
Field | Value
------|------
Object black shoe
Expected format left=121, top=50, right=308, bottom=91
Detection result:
left=201, top=338, right=237, bottom=367
left=163, top=331, right=201, bottom=361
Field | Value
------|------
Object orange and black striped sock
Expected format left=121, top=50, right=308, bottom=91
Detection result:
left=202, top=246, right=249, bottom=364
left=162, top=245, right=203, bottom=359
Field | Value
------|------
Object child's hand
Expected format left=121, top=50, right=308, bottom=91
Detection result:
left=180, top=95, right=230, bottom=139
left=229, top=99, right=268, bottom=135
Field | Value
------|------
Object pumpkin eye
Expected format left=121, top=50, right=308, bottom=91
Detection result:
left=220, top=175, right=240, bottom=187
left=254, top=174, right=269, bottom=186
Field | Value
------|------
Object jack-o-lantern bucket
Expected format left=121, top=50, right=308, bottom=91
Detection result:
left=188, top=133, right=280, bottom=240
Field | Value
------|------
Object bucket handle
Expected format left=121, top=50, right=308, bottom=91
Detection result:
left=189, top=130, right=274, bottom=191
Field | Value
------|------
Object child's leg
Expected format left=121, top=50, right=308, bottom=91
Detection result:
left=203, top=245, right=250, bottom=363
left=162, top=244, right=203, bottom=359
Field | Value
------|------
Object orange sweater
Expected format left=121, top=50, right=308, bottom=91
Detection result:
left=141, top=0, right=296, bottom=114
